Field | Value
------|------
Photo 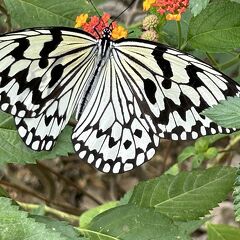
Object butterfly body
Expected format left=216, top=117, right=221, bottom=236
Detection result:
left=0, top=26, right=239, bottom=173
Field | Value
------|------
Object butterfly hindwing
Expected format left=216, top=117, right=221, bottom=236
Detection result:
left=72, top=58, right=159, bottom=173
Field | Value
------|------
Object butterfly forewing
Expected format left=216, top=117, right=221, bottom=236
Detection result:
left=0, top=27, right=98, bottom=151
left=113, top=39, right=240, bottom=141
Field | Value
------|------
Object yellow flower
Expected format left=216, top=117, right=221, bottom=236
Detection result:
left=112, top=25, right=128, bottom=40
left=143, top=0, right=156, bottom=11
left=75, top=13, right=88, bottom=28
left=166, top=13, right=181, bottom=21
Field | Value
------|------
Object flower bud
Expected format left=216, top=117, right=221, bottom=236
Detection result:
left=140, top=30, right=158, bottom=42
left=143, top=14, right=159, bottom=30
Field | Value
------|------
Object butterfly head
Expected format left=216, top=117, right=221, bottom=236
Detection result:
left=102, top=27, right=112, bottom=39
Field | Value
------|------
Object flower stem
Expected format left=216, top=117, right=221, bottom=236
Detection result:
left=176, top=21, right=182, bottom=49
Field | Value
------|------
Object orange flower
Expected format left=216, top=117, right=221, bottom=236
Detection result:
left=75, top=13, right=88, bottom=28
left=75, top=12, right=128, bottom=40
left=143, top=0, right=156, bottom=11
left=112, top=25, right=128, bottom=40
left=166, top=13, right=181, bottom=21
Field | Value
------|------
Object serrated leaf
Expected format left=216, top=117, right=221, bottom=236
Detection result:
left=189, top=0, right=210, bottom=16
left=0, top=197, right=68, bottom=240
left=207, top=223, right=240, bottom=240
left=4, top=0, right=93, bottom=28
left=0, top=112, right=74, bottom=165
left=129, top=167, right=236, bottom=221
left=80, top=204, right=185, bottom=240
left=32, top=215, right=85, bottom=240
left=203, top=97, right=240, bottom=128
left=187, top=1, right=240, bottom=52
left=233, top=167, right=240, bottom=221
left=80, top=201, right=118, bottom=228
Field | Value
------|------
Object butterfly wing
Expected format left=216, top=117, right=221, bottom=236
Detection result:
left=73, top=38, right=240, bottom=173
left=72, top=57, right=159, bottom=173
left=113, top=39, right=240, bottom=140
left=0, top=27, right=98, bottom=150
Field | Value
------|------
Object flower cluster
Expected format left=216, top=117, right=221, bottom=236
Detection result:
left=75, top=13, right=128, bottom=40
left=143, top=0, right=189, bottom=21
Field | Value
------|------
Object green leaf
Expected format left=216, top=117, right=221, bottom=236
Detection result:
left=0, top=112, right=74, bottom=165
left=190, top=0, right=210, bottom=16
left=191, top=153, right=205, bottom=169
left=203, top=97, right=240, bottom=128
left=80, top=201, right=118, bottom=228
left=32, top=215, right=85, bottom=240
left=176, top=218, right=207, bottom=236
left=207, top=223, right=240, bottom=240
left=233, top=167, right=240, bottom=221
left=129, top=167, right=236, bottom=221
left=187, top=1, right=240, bottom=52
left=118, top=190, right=133, bottom=205
left=4, top=0, right=92, bottom=28
left=0, top=197, right=68, bottom=240
left=177, top=146, right=195, bottom=163
left=80, top=204, right=185, bottom=240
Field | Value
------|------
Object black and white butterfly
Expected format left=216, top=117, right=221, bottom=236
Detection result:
left=0, top=25, right=239, bottom=173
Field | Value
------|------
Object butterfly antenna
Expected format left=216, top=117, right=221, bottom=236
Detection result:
left=86, top=0, right=102, bottom=19
left=111, top=0, right=136, bottom=23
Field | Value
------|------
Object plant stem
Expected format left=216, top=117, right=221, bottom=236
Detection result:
left=206, top=52, right=219, bottom=69
left=17, top=201, right=79, bottom=224
left=176, top=21, right=182, bottom=49
left=219, top=54, right=240, bottom=71
left=37, top=161, right=103, bottom=205
left=0, top=179, right=83, bottom=214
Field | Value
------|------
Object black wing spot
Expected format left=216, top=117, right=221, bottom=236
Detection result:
left=124, top=140, right=132, bottom=149
left=134, top=129, right=142, bottom=138
left=49, top=64, right=64, bottom=88
left=39, top=28, right=63, bottom=69
left=11, top=38, right=30, bottom=60
left=152, top=46, right=173, bottom=79
left=144, top=78, right=157, bottom=104
left=109, top=137, right=118, bottom=148
left=162, top=78, right=172, bottom=89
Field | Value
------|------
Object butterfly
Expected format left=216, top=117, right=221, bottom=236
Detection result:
left=0, top=25, right=239, bottom=173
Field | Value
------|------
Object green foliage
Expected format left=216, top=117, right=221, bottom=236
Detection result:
left=189, top=0, right=210, bottom=16
left=32, top=215, right=85, bottom=240
left=207, top=223, right=240, bottom=240
left=3, top=0, right=93, bottom=28
left=0, top=112, right=74, bottom=165
left=129, top=167, right=236, bottom=221
left=0, top=197, right=81, bottom=240
left=233, top=167, right=240, bottom=221
left=80, top=204, right=185, bottom=240
left=203, top=97, right=240, bottom=128
left=187, top=1, right=240, bottom=52
left=79, top=201, right=118, bottom=228
left=177, top=137, right=219, bottom=168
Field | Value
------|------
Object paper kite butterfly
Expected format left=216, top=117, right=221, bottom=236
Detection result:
left=0, top=23, right=239, bottom=173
